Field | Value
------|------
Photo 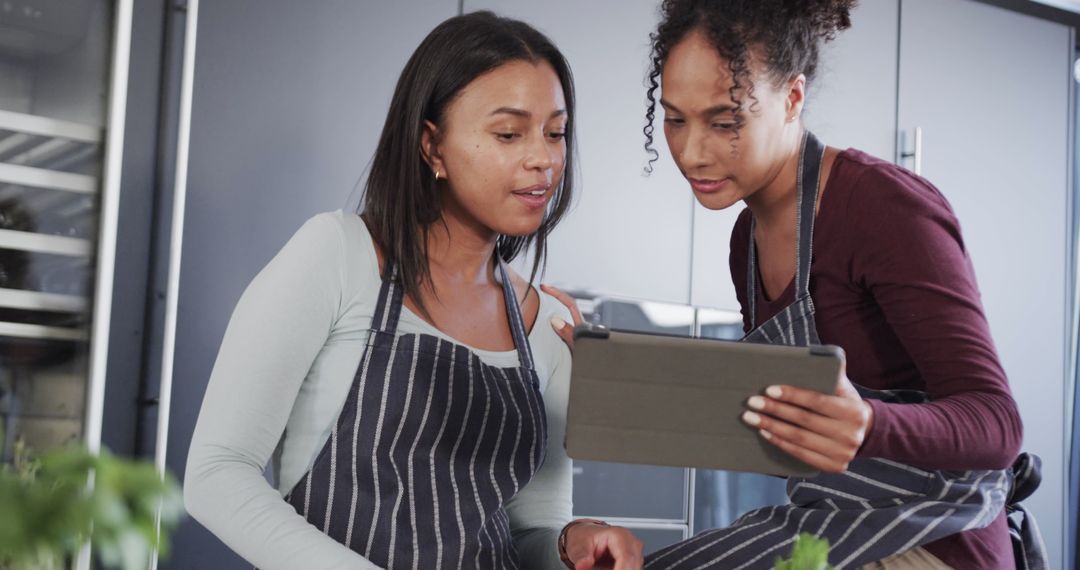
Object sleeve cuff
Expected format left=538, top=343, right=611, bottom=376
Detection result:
left=856, top=398, right=891, bottom=459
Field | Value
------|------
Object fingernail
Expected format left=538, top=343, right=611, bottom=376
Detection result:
left=766, top=385, right=783, bottom=398
left=742, top=410, right=761, bottom=426
left=760, top=429, right=773, bottom=440
left=747, top=396, right=766, bottom=410
left=550, top=316, right=567, bottom=331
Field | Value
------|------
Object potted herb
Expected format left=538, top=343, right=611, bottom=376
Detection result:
left=0, top=437, right=183, bottom=570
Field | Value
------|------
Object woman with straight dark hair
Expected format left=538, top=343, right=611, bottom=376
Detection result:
left=184, top=12, right=643, bottom=569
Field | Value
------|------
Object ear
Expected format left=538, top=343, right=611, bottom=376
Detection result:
left=420, top=120, right=444, bottom=176
left=784, top=74, right=807, bottom=123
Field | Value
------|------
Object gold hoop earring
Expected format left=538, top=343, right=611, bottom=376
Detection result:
left=434, top=168, right=442, bottom=180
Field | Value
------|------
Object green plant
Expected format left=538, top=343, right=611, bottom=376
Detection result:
left=775, top=533, right=833, bottom=570
left=0, top=437, right=184, bottom=570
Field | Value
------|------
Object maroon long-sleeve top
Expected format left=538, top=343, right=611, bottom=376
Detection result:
left=729, top=149, right=1023, bottom=569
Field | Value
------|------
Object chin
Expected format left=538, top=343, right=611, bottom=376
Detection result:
left=495, top=216, right=545, bottom=238
left=692, top=189, right=741, bottom=211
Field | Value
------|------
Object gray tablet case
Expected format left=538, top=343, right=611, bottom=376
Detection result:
left=565, top=325, right=845, bottom=477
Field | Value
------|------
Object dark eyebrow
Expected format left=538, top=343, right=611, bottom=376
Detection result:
left=490, top=107, right=568, bottom=120
left=659, top=98, right=736, bottom=116
left=491, top=107, right=531, bottom=118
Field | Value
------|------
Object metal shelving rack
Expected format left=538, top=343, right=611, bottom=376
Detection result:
left=0, top=0, right=133, bottom=567
left=0, top=108, right=101, bottom=341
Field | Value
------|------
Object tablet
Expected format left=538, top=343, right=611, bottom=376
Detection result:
left=564, top=324, right=845, bottom=477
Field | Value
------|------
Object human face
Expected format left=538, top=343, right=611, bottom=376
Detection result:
left=660, top=29, right=805, bottom=211
left=423, top=59, right=568, bottom=238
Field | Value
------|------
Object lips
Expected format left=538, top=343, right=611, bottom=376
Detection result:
left=688, top=177, right=731, bottom=194
left=512, top=183, right=551, bottom=209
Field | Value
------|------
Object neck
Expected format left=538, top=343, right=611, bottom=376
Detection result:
left=745, top=127, right=804, bottom=234
left=425, top=199, right=499, bottom=288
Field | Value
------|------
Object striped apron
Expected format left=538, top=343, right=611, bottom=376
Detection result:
left=643, top=132, right=1009, bottom=569
left=279, top=259, right=547, bottom=570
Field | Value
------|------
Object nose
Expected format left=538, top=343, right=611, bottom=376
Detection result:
left=679, top=125, right=711, bottom=170
left=523, top=133, right=558, bottom=172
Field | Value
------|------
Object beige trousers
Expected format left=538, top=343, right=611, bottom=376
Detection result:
left=857, top=547, right=954, bottom=569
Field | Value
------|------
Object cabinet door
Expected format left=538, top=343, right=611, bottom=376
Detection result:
left=166, top=2, right=459, bottom=568
left=690, top=0, right=901, bottom=310
left=464, top=0, right=695, bottom=305
left=898, top=1, right=1072, bottom=567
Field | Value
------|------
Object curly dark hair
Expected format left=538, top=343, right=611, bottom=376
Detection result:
left=643, top=0, right=856, bottom=171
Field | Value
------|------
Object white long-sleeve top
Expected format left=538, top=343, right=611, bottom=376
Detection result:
left=184, top=210, right=574, bottom=569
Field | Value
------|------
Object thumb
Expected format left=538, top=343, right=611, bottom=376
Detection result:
left=550, top=316, right=575, bottom=351
left=575, top=557, right=596, bottom=570
left=834, top=359, right=851, bottom=397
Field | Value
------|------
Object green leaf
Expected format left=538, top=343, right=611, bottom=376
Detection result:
left=774, top=533, right=833, bottom=570
left=0, top=443, right=185, bottom=569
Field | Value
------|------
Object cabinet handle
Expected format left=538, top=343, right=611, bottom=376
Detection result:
left=900, top=127, right=923, bottom=176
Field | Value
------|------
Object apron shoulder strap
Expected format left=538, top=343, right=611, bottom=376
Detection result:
left=497, top=259, right=536, bottom=371
left=794, top=131, right=826, bottom=299
left=745, top=131, right=826, bottom=329
left=747, top=218, right=759, bottom=329
left=371, top=261, right=404, bottom=335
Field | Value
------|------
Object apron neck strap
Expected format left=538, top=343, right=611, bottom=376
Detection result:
left=496, top=258, right=536, bottom=371
left=371, top=261, right=405, bottom=335
left=794, top=131, right=825, bottom=297
left=747, top=130, right=826, bottom=329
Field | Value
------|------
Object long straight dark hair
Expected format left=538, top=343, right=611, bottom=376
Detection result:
left=361, top=11, right=576, bottom=310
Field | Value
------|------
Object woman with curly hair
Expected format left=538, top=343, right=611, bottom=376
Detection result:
left=549, top=1, right=1027, bottom=568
